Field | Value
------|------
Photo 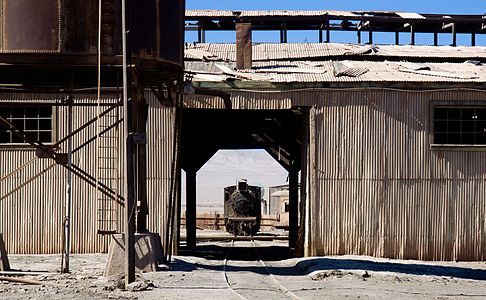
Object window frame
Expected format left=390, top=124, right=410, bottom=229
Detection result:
left=430, top=101, right=486, bottom=150
left=0, top=103, right=57, bottom=149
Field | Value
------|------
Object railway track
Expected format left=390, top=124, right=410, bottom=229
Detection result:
left=223, top=239, right=302, bottom=300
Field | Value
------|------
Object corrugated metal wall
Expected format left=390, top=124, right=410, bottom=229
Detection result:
left=308, top=88, right=486, bottom=261
left=1, top=88, right=486, bottom=260
left=188, top=88, right=486, bottom=261
left=0, top=92, right=175, bottom=254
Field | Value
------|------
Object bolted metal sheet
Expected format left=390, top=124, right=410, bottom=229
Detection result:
left=0, top=0, right=184, bottom=63
left=2, top=0, right=61, bottom=52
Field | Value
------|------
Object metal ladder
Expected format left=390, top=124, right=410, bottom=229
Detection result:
left=96, top=105, right=121, bottom=235
left=96, top=0, right=121, bottom=235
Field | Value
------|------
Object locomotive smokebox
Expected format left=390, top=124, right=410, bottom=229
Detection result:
left=0, top=0, right=184, bottom=66
left=224, top=181, right=262, bottom=236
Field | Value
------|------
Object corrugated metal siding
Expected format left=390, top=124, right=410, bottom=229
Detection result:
left=2, top=88, right=486, bottom=260
left=146, top=93, right=177, bottom=248
left=186, top=88, right=486, bottom=260
left=0, top=92, right=176, bottom=254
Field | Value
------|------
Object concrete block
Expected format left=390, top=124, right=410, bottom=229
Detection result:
left=104, top=232, right=163, bottom=277
left=0, top=233, right=10, bottom=271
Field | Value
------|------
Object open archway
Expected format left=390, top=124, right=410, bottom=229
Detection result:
left=179, top=107, right=310, bottom=253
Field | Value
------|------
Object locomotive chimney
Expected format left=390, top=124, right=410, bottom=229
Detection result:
left=236, top=23, right=252, bottom=69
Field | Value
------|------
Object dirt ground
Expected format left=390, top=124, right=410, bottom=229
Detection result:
left=1, top=240, right=486, bottom=299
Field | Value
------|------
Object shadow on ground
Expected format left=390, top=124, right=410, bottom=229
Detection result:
left=178, top=244, right=292, bottom=261
left=173, top=245, right=486, bottom=281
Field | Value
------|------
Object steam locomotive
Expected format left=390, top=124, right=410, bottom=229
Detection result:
left=223, top=180, right=262, bottom=236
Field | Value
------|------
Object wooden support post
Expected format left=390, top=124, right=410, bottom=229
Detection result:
left=133, top=74, right=148, bottom=233
left=434, top=32, right=438, bottom=46
left=368, top=29, right=373, bottom=44
left=452, top=23, right=457, bottom=46
left=122, top=0, right=135, bottom=286
left=395, top=31, right=399, bottom=45
left=326, top=21, right=330, bottom=43
left=197, top=21, right=205, bottom=43
left=0, top=234, right=10, bottom=271
left=319, top=25, right=323, bottom=43
left=289, top=169, right=299, bottom=249
left=280, top=22, right=288, bottom=43
left=357, top=30, right=361, bottom=44
left=410, top=24, right=415, bottom=45
left=472, top=32, right=476, bottom=46
left=186, top=170, right=197, bottom=249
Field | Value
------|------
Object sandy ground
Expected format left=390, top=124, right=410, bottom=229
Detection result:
left=1, top=240, right=486, bottom=299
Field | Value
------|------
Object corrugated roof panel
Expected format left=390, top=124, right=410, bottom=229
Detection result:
left=185, top=10, right=235, bottom=17
left=325, top=10, right=359, bottom=17
left=241, top=10, right=326, bottom=17
left=186, top=60, right=486, bottom=83
left=395, top=12, right=426, bottom=19
left=187, top=43, right=486, bottom=62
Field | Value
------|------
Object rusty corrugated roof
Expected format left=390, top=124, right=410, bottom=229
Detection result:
left=186, top=60, right=486, bottom=83
left=184, top=43, right=486, bottom=61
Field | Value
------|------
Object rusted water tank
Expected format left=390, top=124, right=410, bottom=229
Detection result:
left=0, top=0, right=184, bottom=65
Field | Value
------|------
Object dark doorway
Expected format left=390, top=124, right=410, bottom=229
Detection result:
left=179, top=107, right=310, bottom=256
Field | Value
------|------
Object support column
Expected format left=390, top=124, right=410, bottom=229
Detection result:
left=186, top=170, right=197, bottom=249
left=452, top=23, right=457, bottom=46
left=319, top=24, right=323, bottom=43
left=325, top=20, right=330, bottom=43
left=357, top=30, right=361, bottom=44
left=434, top=32, right=438, bottom=46
left=280, top=22, right=288, bottom=43
left=0, top=234, right=10, bottom=271
left=395, top=31, right=400, bottom=45
left=198, top=21, right=205, bottom=43
left=122, top=0, right=135, bottom=286
left=289, top=169, right=299, bottom=249
left=175, top=166, right=182, bottom=254
left=410, top=24, right=415, bottom=45
left=133, top=74, right=148, bottom=233
left=472, top=32, right=476, bottom=46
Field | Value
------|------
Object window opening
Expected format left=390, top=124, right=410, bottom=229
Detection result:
left=433, top=106, right=486, bottom=145
left=0, top=105, right=53, bottom=144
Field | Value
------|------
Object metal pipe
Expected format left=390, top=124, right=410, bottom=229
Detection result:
left=62, top=96, right=73, bottom=273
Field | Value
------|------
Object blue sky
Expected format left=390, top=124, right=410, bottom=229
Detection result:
left=186, top=1, right=486, bottom=45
